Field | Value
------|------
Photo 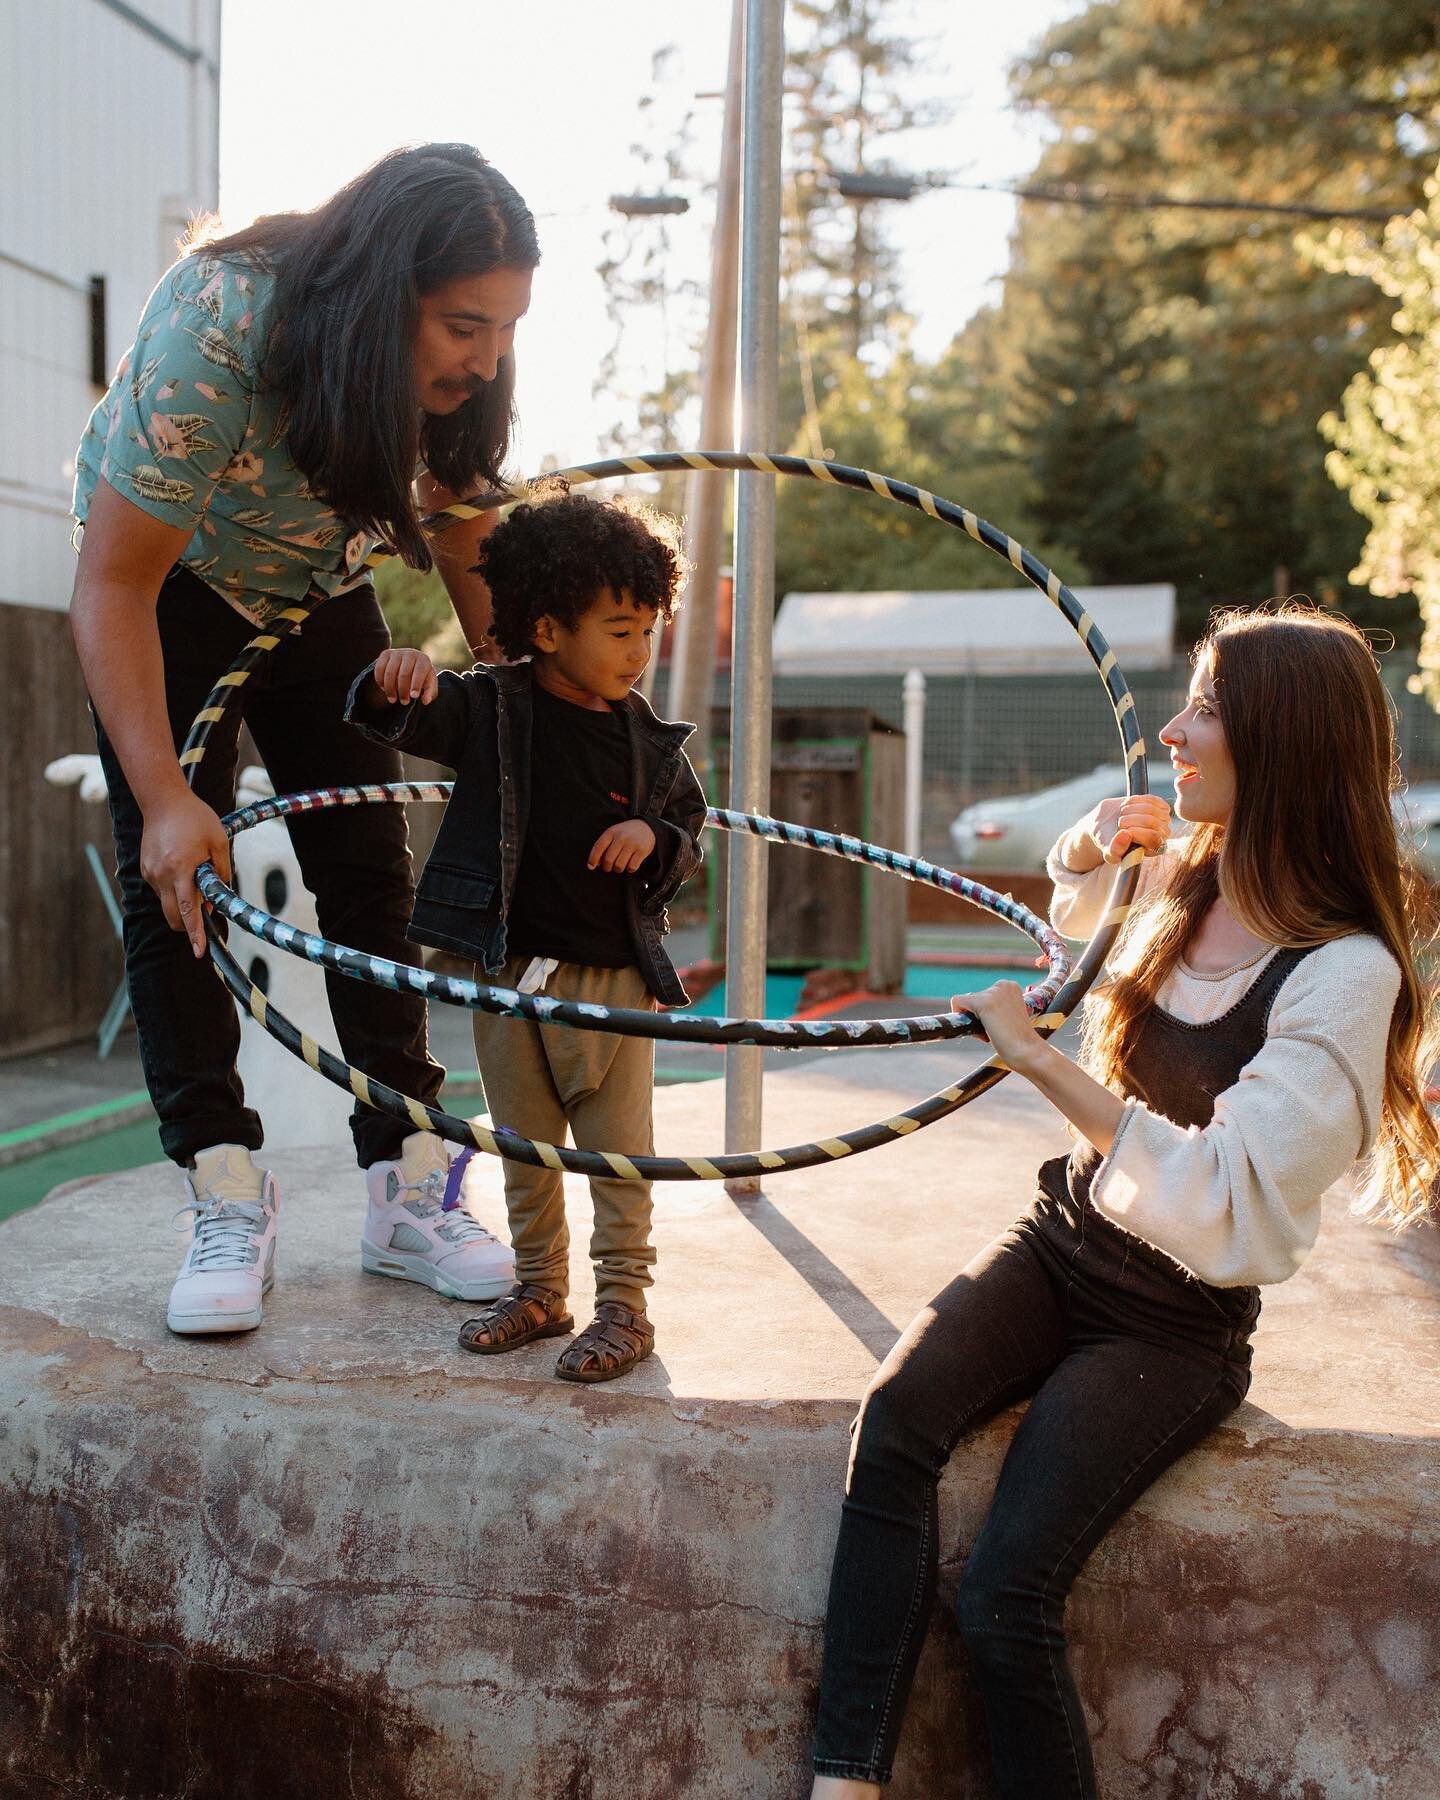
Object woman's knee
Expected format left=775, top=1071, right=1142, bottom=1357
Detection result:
left=954, top=1547, right=1006, bottom=1649
left=846, top=1371, right=942, bottom=1491
left=954, top=1539, right=1057, bottom=1660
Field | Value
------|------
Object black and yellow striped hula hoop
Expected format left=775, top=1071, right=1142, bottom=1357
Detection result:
left=187, top=450, right=1150, bottom=1182
left=199, top=783, right=1074, bottom=1048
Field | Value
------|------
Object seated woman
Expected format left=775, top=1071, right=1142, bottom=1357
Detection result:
left=810, top=603, right=1439, bottom=1798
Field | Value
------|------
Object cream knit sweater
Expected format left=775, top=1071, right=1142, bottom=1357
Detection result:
left=1045, top=842, right=1401, bottom=1287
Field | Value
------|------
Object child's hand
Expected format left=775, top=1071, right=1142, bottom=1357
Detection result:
left=588, top=818, right=657, bottom=874
left=370, top=647, right=438, bottom=706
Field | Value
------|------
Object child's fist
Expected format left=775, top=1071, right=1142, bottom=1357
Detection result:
left=371, top=647, right=438, bottom=706
left=588, top=818, right=657, bottom=874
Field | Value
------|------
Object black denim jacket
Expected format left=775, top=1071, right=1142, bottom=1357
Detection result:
left=344, top=660, right=706, bottom=1006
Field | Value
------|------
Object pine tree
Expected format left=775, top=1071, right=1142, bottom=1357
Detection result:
left=782, top=0, right=940, bottom=369
left=590, top=3, right=946, bottom=464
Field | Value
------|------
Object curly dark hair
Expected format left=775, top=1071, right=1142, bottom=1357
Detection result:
left=475, top=485, right=688, bottom=661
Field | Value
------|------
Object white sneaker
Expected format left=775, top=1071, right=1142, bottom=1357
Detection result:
left=361, top=1132, right=514, bottom=1302
left=167, top=1144, right=279, bottom=1335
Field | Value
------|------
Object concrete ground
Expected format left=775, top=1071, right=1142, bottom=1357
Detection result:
left=0, top=1034, right=146, bottom=1137
left=2, top=1039, right=1437, bottom=1798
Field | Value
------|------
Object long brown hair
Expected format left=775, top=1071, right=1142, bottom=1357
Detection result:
left=190, top=144, right=539, bottom=569
left=1083, top=604, right=1440, bottom=1227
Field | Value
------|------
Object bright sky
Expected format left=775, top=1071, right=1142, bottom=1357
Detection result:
left=219, top=0, right=1073, bottom=472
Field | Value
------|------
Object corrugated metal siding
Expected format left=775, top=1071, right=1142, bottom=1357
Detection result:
left=0, top=0, right=220, bottom=610
left=0, top=271, right=95, bottom=609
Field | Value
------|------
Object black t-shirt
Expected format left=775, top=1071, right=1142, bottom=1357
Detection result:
left=506, top=683, right=640, bottom=968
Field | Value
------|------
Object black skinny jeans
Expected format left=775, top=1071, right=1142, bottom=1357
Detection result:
left=92, top=566, right=443, bottom=1169
left=812, top=1161, right=1257, bottom=1795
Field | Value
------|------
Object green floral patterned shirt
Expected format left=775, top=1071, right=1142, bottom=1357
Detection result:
left=72, top=252, right=380, bottom=624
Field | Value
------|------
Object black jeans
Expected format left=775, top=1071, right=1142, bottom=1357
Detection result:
left=92, top=566, right=444, bottom=1169
left=812, top=1159, right=1257, bottom=1795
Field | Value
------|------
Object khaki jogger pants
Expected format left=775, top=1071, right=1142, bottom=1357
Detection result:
left=472, top=956, right=657, bottom=1314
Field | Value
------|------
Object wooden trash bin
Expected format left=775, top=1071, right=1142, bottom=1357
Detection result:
left=708, top=707, right=906, bottom=992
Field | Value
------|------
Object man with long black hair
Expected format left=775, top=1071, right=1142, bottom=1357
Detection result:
left=69, top=144, right=540, bottom=1337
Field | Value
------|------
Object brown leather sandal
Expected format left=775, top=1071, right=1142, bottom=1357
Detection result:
left=554, top=1302, right=655, bottom=1384
left=458, top=1283, right=573, bottom=1355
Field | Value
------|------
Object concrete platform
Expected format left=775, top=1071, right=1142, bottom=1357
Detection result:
left=2, top=1042, right=1437, bottom=1798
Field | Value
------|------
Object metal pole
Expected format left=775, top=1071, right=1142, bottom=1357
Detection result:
left=960, top=658, right=976, bottom=801
left=659, top=0, right=744, bottom=768
left=723, top=0, right=783, bottom=1197
left=903, top=667, right=926, bottom=859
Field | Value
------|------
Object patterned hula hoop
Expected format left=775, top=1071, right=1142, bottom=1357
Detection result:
left=199, top=783, right=1073, bottom=1049
left=187, top=450, right=1151, bottom=1182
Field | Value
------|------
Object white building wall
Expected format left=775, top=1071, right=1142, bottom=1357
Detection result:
left=0, top=0, right=221, bottom=611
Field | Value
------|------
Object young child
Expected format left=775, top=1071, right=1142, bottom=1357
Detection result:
left=345, top=489, right=705, bottom=1383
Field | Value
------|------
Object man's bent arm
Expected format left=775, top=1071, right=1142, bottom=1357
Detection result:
left=70, top=477, right=232, bottom=952
left=416, top=469, right=503, bottom=661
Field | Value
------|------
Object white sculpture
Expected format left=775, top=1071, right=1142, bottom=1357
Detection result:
left=46, top=756, right=352, bottom=1147
left=43, top=753, right=111, bottom=803
left=230, top=767, right=354, bottom=1148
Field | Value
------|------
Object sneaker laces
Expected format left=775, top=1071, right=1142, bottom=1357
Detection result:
left=173, top=1195, right=268, bottom=1271
left=395, top=1149, right=499, bottom=1246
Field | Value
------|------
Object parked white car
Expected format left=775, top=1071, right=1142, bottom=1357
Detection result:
left=949, top=764, right=1440, bottom=882
left=1394, top=782, right=1440, bottom=881
left=948, top=762, right=1180, bottom=874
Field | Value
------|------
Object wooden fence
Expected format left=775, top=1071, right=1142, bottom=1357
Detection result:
left=0, top=595, right=457, bottom=1066
left=0, top=601, right=121, bottom=1060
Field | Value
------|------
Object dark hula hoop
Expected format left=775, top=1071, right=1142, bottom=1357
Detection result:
left=200, top=784, right=1072, bottom=1049
left=187, top=450, right=1151, bottom=1182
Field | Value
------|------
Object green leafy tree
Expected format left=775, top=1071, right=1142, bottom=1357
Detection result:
left=1313, top=168, right=1440, bottom=702
left=776, top=310, right=1087, bottom=599
left=995, top=0, right=1440, bottom=636
left=373, top=558, right=468, bottom=668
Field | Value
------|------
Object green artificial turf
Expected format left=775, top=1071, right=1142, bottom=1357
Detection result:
left=0, top=1117, right=164, bottom=1224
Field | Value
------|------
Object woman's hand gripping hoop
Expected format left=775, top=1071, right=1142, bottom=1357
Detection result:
left=186, top=450, right=1154, bottom=1182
